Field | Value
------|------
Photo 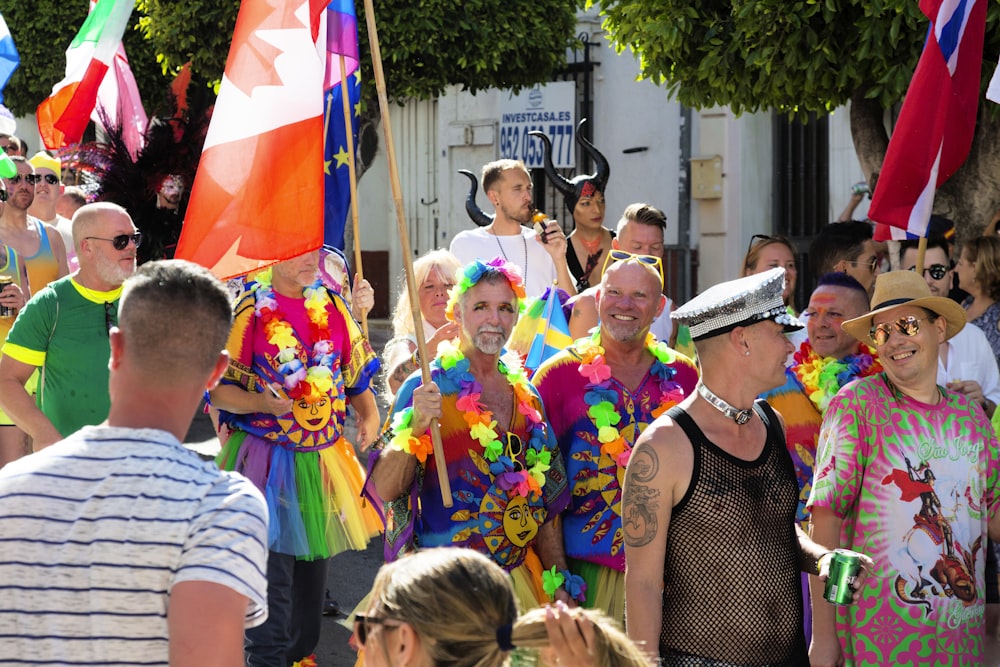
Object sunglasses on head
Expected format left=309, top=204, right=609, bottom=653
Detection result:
left=7, top=174, right=41, bottom=185
left=602, top=248, right=664, bottom=287
left=869, top=315, right=929, bottom=347
left=85, top=232, right=143, bottom=251
left=908, top=264, right=949, bottom=281
left=353, top=613, right=399, bottom=644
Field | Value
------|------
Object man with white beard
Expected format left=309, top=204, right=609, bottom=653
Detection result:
left=0, top=203, right=139, bottom=450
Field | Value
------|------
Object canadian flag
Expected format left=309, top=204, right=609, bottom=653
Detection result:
left=175, top=0, right=329, bottom=279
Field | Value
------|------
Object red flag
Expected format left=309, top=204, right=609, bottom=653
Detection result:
left=175, top=0, right=329, bottom=279
left=868, top=0, right=985, bottom=241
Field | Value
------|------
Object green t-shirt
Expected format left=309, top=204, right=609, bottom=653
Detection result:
left=2, top=276, right=119, bottom=437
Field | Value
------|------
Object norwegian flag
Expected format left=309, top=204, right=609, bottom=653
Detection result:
left=868, top=0, right=986, bottom=241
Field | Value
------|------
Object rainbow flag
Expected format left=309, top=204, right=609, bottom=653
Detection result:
left=507, top=287, right=573, bottom=375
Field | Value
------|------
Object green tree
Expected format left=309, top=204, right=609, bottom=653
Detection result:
left=596, top=0, right=1000, bottom=239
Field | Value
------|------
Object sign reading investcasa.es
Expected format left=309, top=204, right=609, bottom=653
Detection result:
left=498, top=82, right=576, bottom=169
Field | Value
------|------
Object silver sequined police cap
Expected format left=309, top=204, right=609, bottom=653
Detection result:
left=671, top=267, right=804, bottom=341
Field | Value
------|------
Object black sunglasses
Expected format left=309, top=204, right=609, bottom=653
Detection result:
left=353, top=613, right=399, bottom=644
left=36, top=173, right=59, bottom=185
left=7, top=174, right=40, bottom=185
left=908, top=264, right=949, bottom=281
left=85, top=232, right=143, bottom=251
left=0, top=190, right=6, bottom=202
left=104, top=301, right=116, bottom=335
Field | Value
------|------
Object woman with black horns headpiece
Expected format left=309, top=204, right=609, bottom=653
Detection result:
left=530, top=120, right=611, bottom=293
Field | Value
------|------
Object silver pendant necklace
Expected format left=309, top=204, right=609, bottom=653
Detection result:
left=492, top=230, right=528, bottom=286
left=697, top=380, right=754, bottom=425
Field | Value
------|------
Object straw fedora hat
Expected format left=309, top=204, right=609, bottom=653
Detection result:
left=841, top=270, right=966, bottom=344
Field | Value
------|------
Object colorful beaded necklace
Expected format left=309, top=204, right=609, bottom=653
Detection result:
left=254, top=268, right=336, bottom=404
left=576, top=331, right=688, bottom=467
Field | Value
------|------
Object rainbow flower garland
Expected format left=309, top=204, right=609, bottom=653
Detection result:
left=390, top=340, right=551, bottom=498
left=791, top=340, right=882, bottom=413
left=254, top=268, right=336, bottom=404
left=576, top=332, right=688, bottom=467
left=445, top=256, right=526, bottom=320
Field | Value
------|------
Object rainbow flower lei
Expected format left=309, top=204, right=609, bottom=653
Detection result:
left=792, top=340, right=882, bottom=413
left=576, top=331, right=688, bottom=467
left=254, top=268, right=336, bottom=404
left=390, top=340, right=551, bottom=498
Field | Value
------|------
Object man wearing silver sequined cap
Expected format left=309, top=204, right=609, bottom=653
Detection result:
left=623, top=267, right=871, bottom=667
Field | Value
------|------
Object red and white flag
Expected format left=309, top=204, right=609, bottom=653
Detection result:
left=36, top=0, right=133, bottom=150
left=868, top=0, right=985, bottom=241
left=175, top=0, right=329, bottom=279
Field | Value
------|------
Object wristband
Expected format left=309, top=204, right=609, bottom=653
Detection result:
left=541, top=566, right=587, bottom=603
left=816, top=551, right=833, bottom=576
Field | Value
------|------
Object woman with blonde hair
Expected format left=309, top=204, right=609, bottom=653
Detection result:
left=955, top=235, right=1000, bottom=364
left=355, top=548, right=651, bottom=667
left=742, top=234, right=799, bottom=313
left=382, top=249, right=462, bottom=397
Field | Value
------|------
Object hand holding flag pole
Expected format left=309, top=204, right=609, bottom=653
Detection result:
left=362, top=0, right=451, bottom=507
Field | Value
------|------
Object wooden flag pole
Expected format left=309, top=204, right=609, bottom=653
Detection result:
left=362, top=0, right=452, bottom=507
left=915, top=236, right=927, bottom=276
left=339, top=54, right=368, bottom=338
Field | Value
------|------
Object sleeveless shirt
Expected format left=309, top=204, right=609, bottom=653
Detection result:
left=658, top=401, right=808, bottom=667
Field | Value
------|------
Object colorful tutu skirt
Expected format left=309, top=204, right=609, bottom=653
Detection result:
left=218, top=430, right=382, bottom=559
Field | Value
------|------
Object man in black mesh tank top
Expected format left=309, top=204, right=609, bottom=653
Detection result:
left=623, top=268, right=871, bottom=667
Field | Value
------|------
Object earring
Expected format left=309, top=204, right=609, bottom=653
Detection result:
left=745, top=350, right=750, bottom=356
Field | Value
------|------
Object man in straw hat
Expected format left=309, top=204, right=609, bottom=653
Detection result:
left=624, top=267, right=870, bottom=666
left=808, top=269, right=1000, bottom=666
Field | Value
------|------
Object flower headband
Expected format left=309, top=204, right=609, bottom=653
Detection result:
left=445, top=257, right=526, bottom=320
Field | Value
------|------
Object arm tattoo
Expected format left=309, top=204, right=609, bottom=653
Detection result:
left=623, top=446, right=660, bottom=548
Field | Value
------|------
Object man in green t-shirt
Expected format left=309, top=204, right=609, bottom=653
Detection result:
left=0, top=202, right=139, bottom=450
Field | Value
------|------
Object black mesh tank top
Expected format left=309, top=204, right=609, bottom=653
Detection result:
left=658, top=401, right=808, bottom=667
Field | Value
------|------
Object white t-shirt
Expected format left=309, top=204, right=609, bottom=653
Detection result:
left=938, top=322, right=1000, bottom=405
left=0, top=426, right=269, bottom=665
left=449, top=227, right=558, bottom=298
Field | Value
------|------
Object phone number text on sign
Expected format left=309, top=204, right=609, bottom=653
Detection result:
left=499, top=123, right=574, bottom=169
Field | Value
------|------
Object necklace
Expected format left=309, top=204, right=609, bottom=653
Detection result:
left=791, top=340, right=881, bottom=413
left=577, top=232, right=603, bottom=254
left=492, top=229, right=529, bottom=287
left=390, top=341, right=551, bottom=498
left=254, top=268, right=338, bottom=403
left=697, top=380, right=754, bottom=425
left=576, top=332, right=688, bottom=466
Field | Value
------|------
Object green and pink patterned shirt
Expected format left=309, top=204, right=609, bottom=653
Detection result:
left=809, top=373, right=1000, bottom=666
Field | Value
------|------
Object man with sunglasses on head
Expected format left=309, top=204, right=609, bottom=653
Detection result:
left=569, top=203, right=677, bottom=345
left=0, top=202, right=139, bottom=451
left=27, top=152, right=77, bottom=272
left=533, top=250, right=698, bottom=624
left=809, top=270, right=1000, bottom=666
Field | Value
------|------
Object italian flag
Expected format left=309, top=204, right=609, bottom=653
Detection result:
left=36, top=0, right=134, bottom=150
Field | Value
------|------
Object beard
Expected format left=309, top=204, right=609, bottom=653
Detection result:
left=94, top=251, right=136, bottom=287
left=470, top=325, right=509, bottom=355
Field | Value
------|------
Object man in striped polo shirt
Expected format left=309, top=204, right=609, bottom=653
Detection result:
left=0, top=259, right=269, bottom=665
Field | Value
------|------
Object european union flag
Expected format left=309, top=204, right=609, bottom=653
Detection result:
left=323, top=0, right=361, bottom=251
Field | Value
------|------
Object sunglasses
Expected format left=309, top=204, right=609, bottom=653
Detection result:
left=0, top=190, right=6, bottom=202
left=908, top=264, right=949, bottom=281
left=602, top=248, right=664, bottom=287
left=746, top=233, right=778, bottom=257
left=104, top=301, right=116, bottom=335
left=869, top=316, right=928, bottom=347
left=36, top=173, right=59, bottom=185
left=7, top=174, right=41, bottom=185
left=85, top=232, right=143, bottom=251
left=846, top=256, right=879, bottom=273
left=353, top=614, right=399, bottom=644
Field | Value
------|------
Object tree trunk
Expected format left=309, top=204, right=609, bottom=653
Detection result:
left=850, top=91, right=1000, bottom=246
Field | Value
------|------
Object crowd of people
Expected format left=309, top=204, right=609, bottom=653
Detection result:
left=0, top=123, right=996, bottom=667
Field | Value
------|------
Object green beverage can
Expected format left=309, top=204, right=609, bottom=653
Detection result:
left=824, top=549, right=861, bottom=605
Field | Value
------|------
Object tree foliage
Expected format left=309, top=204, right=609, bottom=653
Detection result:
left=595, top=0, right=1000, bottom=117
left=140, top=0, right=584, bottom=104
left=2, top=2, right=170, bottom=120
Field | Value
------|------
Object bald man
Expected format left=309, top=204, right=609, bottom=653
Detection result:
left=0, top=203, right=140, bottom=449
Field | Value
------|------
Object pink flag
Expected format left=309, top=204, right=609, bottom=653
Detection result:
left=868, top=0, right=985, bottom=241
left=93, top=30, right=148, bottom=159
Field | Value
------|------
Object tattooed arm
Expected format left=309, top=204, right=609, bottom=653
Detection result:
left=622, top=418, right=693, bottom=665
